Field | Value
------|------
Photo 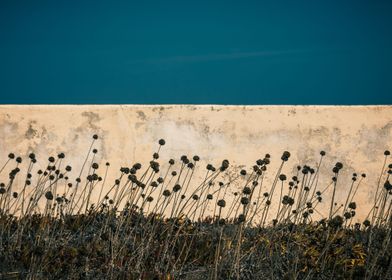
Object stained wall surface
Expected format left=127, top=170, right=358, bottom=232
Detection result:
left=0, top=105, right=391, bottom=222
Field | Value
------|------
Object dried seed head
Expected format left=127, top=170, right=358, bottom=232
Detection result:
left=45, top=191, right=54, bottom=200
left=241, top=197, right=249, bottom=205
left=220, top=159, right=229, bottom=171
left=158, top=139, right=166, bottom=146
left=150, top=181, right=158, bottom=188
left=237, top=214, right=246, bottom=223
left=173, top=184, right=181, bottom=192
left=163, top=190, right=171, bottom=197
left=335, top=162, right=343, bottom=170
left=217, top=199, right=226, bottom=208
left=242, top=187, right=252, bottom=195
left=133, top=163, right=142, bottom=170
left=92, top=163, right=99, bottom=170
left=281, top=151, right=291, bottom=161
left=348, top=202, right=357, bottom=209
left=279, top=174, right=287, bottom=181
left=384, top=180, right=392, bottom=191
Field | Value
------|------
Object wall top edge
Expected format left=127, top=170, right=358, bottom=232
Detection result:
left=0, top=104, right=391, bottom=108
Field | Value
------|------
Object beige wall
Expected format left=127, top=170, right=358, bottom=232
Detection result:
left=0, top=105, right=391, bottom=222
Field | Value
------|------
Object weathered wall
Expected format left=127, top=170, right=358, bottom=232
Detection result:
left=0, top=105, right=391, bottom=221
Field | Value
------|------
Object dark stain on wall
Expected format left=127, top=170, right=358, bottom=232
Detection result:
left=25, top=121, right=38, bottom=139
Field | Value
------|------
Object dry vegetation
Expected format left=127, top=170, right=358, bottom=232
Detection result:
left=1, top=135, right=392, bottom=279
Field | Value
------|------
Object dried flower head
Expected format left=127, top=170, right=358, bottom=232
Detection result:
left=281, top=151, right=291, bottom=161
left=279, top=174, right=287, bottom=181
left=243, top=187, right=252, bottom=195
left=240, top=197, right=249, bottom=205
left=163, top=190, right=171, bottom=197
left=217, top=199, right=226, bottom=208
left=45, top=191, right=54, bottom=200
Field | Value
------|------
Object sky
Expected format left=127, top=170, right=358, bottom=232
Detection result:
left=0, top=0, right=391, bottom=105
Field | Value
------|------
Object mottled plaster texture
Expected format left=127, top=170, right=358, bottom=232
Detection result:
left=0, top=105, right=391, bottom=222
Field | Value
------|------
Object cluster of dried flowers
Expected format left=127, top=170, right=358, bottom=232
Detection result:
left=0, top=135, right=391, bottom=279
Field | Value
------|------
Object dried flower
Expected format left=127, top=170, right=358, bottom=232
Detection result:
left=173, top=184, right=181, bottom=192
left=243, top=187, right=252, bottom=195
left=241, top=197, right=249, bottom=205
left=163, top=190, right=171, bottom=197
left=133, top=163, right=142, bottom=170
left=217, top=199, right=226, bottom=207
left=220, top=160, right=230, bottom=171
left=279, top=174, right=287, bottom=181
left=45, top=191, right=54, bottom=200
left=281, top=151, right=291, bottom=161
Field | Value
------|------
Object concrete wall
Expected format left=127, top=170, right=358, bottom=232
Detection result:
left=0, top=105, right=391, bottom=222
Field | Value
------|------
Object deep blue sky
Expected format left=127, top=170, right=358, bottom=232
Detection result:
left=0, top=0, right=391, bottom=104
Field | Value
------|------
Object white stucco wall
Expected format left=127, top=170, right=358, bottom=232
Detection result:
left=0, top=105, right=391, bottom=222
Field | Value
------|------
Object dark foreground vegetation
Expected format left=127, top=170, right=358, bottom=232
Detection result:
left=1, top=135, right=392, bottom=279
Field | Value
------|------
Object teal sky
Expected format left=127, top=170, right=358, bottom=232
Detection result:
left=0, top=0, right=391, bottom=104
